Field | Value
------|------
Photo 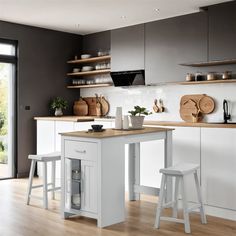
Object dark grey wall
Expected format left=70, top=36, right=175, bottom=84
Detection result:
left=0, top=20, right=82, bottom=177
left=82, top=31, right=110, bottom=56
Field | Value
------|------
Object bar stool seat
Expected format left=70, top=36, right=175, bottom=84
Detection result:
left=155, top=163, right=207, bottom=234
left=26, top=152, right=61, bottom=209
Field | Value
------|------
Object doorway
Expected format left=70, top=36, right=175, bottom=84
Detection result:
left=0, top=39, right=17, bottom=179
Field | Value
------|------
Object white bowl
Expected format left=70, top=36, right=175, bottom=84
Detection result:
left=82, top=66, right=93, bottom=72
left=81, top=54, right=91, bottom=59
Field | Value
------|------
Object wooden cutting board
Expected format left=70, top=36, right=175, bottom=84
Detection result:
left=83, top=97, right=97, bottom=116
left=99, top=95, right=109, bottom=116
left=180, top=94, right=215, bottom=122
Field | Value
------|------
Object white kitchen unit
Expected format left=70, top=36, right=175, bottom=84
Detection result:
left=171, top=126, right=201, bottom=203
left=61, top=127, right=173, bottom=227
left=201, top=128, right=236, bottom=219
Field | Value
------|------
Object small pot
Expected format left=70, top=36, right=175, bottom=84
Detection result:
left=55, top=108, right=63, bottom=117
left=207, top=72, right=216, bottom=81
left=130, top=116, right=145, bottom=129
left=222, top=71, right=232, bottom=80
left=186, top=73, right=194, bottom=82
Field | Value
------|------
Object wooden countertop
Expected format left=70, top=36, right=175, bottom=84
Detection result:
left=144, top=121, right=236, bottom=128
left=60, top=127, right=173, bottom=139
left=34, top=116, right=96, bottom=122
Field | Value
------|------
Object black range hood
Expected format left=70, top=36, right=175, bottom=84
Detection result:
left=110, top=70, right=145, bottom=87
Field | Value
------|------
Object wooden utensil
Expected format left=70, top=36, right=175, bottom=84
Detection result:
left=73, top=97, right=88, bottom=116
left=99, top=95, right=109, bottom=116
left=153, top=99, right=159, bottom=113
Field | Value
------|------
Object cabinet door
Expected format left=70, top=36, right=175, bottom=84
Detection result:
left=208, top=1, right=236, bottom=60
left=140, top=140, right=164, bottom=188
left=55, top=121, right=75, bottom=151
left=37, top=120, right=55, bottom=177
left=171, top=127, right=201, bottom=202
left=111, top=24, right=144, bottom=71
left=81, top=160, right=98, bottom=213
left=145, top=12, right=207, bottom=84
left=201, top=128, right=236, bottom=210
left=74, top=121, right=94, bottom=131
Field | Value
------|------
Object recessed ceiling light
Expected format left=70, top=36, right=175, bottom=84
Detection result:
left=154, top=8, right=160, bottom=12
left=121, top=15, right=127, bottom=19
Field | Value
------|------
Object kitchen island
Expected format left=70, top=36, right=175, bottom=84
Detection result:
left=60, top=127, right=173, bottom=227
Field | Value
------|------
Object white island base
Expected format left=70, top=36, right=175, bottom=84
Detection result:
left=60, top=127, right=173, bottom=227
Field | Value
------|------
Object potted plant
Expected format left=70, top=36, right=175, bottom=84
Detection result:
left=128, top=106, right=151, bottom=129
left=50, top=97, right=68, bottom=116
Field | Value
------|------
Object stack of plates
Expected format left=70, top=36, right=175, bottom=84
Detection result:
left=81, top=54, right=91, bottom=59
left=82, top=66, right=93, bottom=72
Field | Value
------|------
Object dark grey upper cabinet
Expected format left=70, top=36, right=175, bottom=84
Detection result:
left=208, top=2, right=236, bottom=61
left=145, top=12, right=207, bottom=84
left=111, top=24, right=144, bottom=71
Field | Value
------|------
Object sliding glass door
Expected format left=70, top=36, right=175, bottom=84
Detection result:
left=0, top=40, right=17, bottom=179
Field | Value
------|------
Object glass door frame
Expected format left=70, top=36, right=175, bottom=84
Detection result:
left=0, top=38, right=18, bottom=179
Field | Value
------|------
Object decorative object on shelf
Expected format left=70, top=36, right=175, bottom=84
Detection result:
left=115, top=107, right=123, bottom=129
left=207, top=72, right=217, bottom=81
left=222, top=71, right=232, bottom=80
left=73, top=97, right=88, bottom=116
left=185, top=73, right=195, bottom=82
left=153, top=99, right=165, bottom=113
left=180, top=94, right=215, bottom=123
left=73, top=68, right=80, bottom=73
left=195, top=72, right=205, bottom=81
left=50, top=97, right=68, bottom=117
left=123, top=115, right=129, bottom=129
left=81, top=54, right=91, bottom=59
left=128, top=106, right=152, bottom=129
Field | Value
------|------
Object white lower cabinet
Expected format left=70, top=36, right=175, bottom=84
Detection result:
left=201, top=128, right=236, bottom=211
left=64, top=140, right=98, bottom=215
left=171, top=126, right=201, bottom=203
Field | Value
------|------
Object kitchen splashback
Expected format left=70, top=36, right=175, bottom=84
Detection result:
left=80, top=84, right=236, bottom=123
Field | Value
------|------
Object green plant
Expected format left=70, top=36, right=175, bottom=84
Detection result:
left=0, top=112, right=4, bottom=130
left=128, top=106, right=152, bottom=116
left=50, top=97, right=68, bottom=110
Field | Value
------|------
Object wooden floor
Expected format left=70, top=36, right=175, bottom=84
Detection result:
left=0, top=178, right=235, bottom=236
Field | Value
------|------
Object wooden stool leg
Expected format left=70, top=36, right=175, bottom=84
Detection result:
left=194, top=171, right=207, bottom=224
left=181, top=176, right=191, bottom=233
left=26, top=160, right=36, bottom=205
left=155, top=174, right=167, bottom=228
left=43, top=162, right=48, bottom=209
left=173, top=176, right=180, bottom=218
left=51, top=160, right=56, bottom=200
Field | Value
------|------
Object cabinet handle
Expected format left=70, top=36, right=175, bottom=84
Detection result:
left=75, top=150, right=86, bottom=154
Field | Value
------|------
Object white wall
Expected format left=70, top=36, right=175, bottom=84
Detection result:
left=81, top=83, right=236, bottom=122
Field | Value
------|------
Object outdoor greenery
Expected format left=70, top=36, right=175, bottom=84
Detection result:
left=0, top=63, right=8, bottom=164
left=128, top=106, right=152, bottom=116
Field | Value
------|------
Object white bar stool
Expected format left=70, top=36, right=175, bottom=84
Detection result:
left=26, top=152, right=61, bottom=209
left=155, top=163, right=207, bottom=234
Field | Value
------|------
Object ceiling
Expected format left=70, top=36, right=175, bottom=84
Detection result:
left=0, top=0, right=232, bottom=35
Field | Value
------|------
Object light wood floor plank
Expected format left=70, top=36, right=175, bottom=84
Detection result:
left=0, top=178, right=235, bottom=236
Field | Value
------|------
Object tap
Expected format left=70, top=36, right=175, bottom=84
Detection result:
left=223, top=99, right=231, bottom=123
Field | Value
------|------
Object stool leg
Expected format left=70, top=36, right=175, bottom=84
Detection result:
left=173, top=176, right=180, bottom=218
left=194, top=171, right=207, bottom=224
left=26, top=160, right=36, bottom=205
left=51, top=160, right=56, bottom=200
left=155, top=174, right=167, bottom=228
left=181, top=176, right=191, bottom=234
left=43, top=162, right=48, bottom=209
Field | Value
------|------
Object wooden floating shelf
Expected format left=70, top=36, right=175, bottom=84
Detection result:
left=67, top=55, right=111, bottom=64
left=67, top=69, right=111, bottom=77
left=179, top=59, right=236, bottom=67
left=177, top=79, right=236, bottom=85
left=67, top=83, right=112, bottom=89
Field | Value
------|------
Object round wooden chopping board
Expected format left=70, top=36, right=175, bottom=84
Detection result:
left=198, top=96, right=215, bottom=114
